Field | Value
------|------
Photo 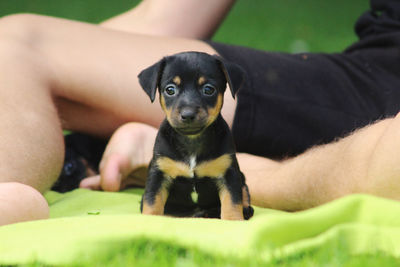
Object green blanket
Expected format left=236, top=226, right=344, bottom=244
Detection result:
left=0, top=189, right=399, bottom=266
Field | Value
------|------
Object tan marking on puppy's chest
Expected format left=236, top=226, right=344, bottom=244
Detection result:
left=156, top=157, right=193, bottom=179
left=195, top=154, right=232, bottom=178
left=156, top=154, right=232, bottom=179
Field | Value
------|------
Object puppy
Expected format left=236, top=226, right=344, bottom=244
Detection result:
left=138, top=51, right=253, bottom=220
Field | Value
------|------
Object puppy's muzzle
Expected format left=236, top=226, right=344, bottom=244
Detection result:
left=180, top=107, right=197, bottom=123
left=173, top=106, right=207, bottom=135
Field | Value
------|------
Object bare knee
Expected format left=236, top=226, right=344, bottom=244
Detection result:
left=0, top=13, right=44, bottom=41
left=0, top=182, right=49, bottom=226
left=0, top=14, right=50, bottom=73
left=0, top=14, right=52, bottom=72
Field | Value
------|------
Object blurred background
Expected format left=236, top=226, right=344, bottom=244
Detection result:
left=0, top=0, right=368, bottom=53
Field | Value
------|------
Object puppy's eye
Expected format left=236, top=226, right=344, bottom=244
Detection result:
left=202, top=84, right=216, bottom=96
left=165, top=84, right=177, bottom=96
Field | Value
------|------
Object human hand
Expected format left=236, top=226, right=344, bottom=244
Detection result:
left=79, top=122, right=157, bottom=191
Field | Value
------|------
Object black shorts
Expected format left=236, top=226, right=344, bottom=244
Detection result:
left=206, top=0, right=400, bottom=159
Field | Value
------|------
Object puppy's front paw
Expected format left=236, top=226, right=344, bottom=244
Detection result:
left=243, top=205, right=254, bottom=220
left=141, top=188, right=168, bottom=215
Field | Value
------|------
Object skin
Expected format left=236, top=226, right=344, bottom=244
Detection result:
left=0, top=0, right=399, bottom=225
left=101, top=0, right=236, bottom=39
left=0, top=183, right=49, bottom=226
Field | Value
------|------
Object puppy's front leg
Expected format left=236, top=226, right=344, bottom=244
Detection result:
left=141, top=166, right=169, bottom=215
left=219, top=186, right=244, bottom=220
left=219, top=168, right=244, bottom=220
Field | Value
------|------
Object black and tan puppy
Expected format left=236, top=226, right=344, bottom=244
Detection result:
left=138, top=51, right=253, bottom=220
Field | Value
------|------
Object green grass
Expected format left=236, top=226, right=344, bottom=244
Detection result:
left=214, top=0, right=369, bottom=53
left=19, top=238, right=399, bottom=267
left=0, top=0, right=368, bottom=52
left=0, top=0, right=138, bottom=23
left=84, top=241, right=400, bottom=267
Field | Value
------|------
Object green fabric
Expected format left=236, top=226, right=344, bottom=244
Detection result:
left=0, top=189, right=399, bottom=265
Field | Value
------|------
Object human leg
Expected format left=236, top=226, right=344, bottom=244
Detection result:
left=239, top=113, right=400, bottom=210
left=101, top=0, right=235, bottom=39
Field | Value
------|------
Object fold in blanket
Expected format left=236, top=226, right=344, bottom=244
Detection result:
left=0, top=189, right=399, bottom=265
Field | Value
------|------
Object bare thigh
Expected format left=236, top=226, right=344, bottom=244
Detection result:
left=12, top=15, right=235, bottom=136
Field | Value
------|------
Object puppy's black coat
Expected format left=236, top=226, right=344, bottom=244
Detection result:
left=138, top=52, right=253, bottom=220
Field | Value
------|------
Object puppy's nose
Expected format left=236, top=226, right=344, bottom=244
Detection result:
left=180, top=108, right=196, bottom=122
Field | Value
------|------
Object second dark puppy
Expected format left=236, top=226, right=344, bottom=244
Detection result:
left=138, top=51, right=253, bottom=220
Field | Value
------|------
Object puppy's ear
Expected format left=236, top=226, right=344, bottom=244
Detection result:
left=138, top=58, right=166, bottom=102
left=214, top=56, right=246, bottom=99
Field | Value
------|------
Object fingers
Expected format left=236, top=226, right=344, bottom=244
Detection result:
left=79, top=175, right=102, bottom=190
left=122, top=167, right=148, bottom=188
left=100, top=122, right=156, bottom=169
left=101, top=153, right=127, bottom=192
left=85, top=122, right=157, bottom=192
left=80, top=154, right=127, bottom=192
